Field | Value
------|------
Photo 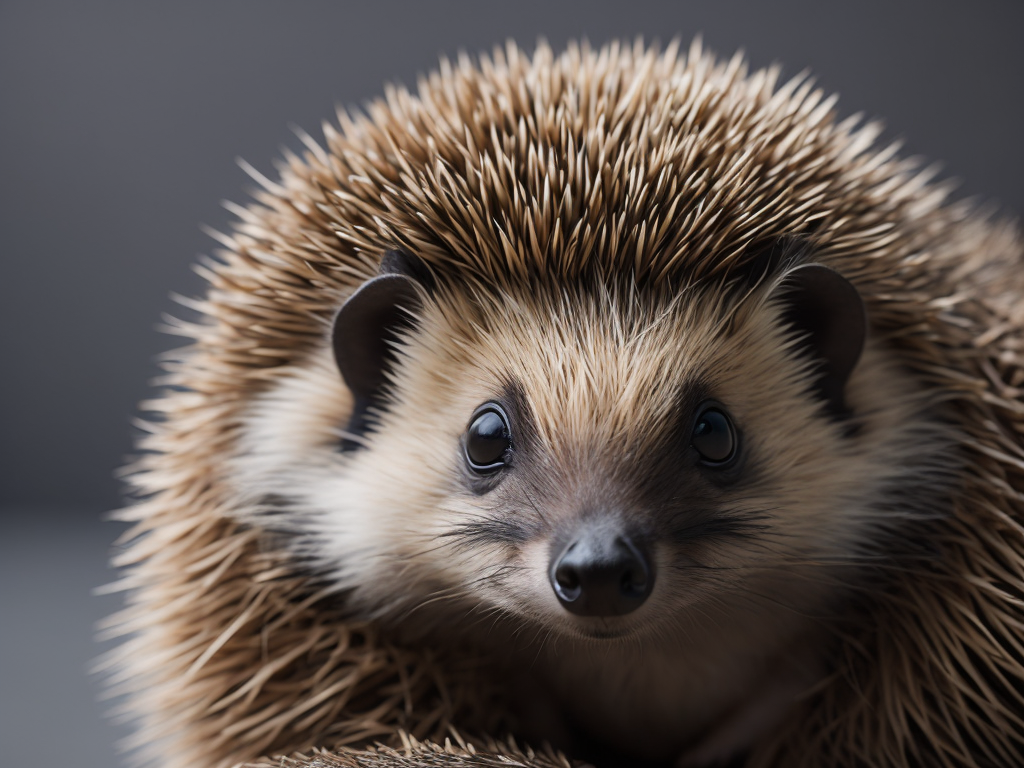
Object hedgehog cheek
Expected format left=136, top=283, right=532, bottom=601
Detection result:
left=330, top=250, right=428, bottom=448
left=772, top=263, right=867, bottom=419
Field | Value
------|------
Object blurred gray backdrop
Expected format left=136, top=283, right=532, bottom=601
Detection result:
left=1, top=1, right=1021, bottom=766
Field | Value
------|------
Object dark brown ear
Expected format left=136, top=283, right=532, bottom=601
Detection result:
left=773, top=264, right=867, bottom=419
left=331, top=250, right=427, bottom=445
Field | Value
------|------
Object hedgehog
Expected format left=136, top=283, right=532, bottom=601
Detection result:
left=105, top=39, right=1024, bottom=768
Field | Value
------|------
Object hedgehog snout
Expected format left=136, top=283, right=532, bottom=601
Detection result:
left=549, top=527, right=654, bottom=617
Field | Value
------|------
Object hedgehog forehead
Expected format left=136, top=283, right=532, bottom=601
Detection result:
left=423, top=283, right=729, bottom=447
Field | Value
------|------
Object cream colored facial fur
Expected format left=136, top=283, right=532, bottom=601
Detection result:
left=231, top=276, right=953, bottom=763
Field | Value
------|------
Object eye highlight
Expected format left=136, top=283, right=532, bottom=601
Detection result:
left=464, top=403, right=512, bottom=474
left=691, top=403, right=737, bottom=466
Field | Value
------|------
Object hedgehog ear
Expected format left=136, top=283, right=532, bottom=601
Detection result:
left=772, top=264, right=867, bottom=419
left=331, top=250, right=428, bottom=444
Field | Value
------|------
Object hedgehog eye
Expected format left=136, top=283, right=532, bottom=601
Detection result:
left=464, top=404, right=512, bottom=474
left=691, top=404, right=737, bottom=466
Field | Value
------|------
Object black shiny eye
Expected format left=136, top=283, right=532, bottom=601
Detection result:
left=464, top=404, right=512, bottom=474
left=691, top=404, right=737, bottom=466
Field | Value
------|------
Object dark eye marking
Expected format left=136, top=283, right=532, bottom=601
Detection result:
left=464, top=403, right=512, bottom=474
left=691, top=402, right=738, bottom=467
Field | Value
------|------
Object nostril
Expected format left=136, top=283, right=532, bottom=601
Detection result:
left=621, top=565, right=646, bottom=595
left=553, top=548, right=582, bottom=602
left=618, top=538, right=651, bottom=596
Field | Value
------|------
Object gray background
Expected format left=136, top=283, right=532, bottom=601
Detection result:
left=1, top=2, right=1020, bottom=766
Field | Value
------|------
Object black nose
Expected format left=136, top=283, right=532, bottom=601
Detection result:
left=550, top=532, right=653, bottom=616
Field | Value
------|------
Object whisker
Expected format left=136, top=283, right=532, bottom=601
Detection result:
left=522, top=486, right=552, bottom=529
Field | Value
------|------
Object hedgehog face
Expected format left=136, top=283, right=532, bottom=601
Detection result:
left=234, top=255, right=949, bottom=652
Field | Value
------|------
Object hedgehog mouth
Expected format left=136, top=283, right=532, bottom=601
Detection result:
left=552, top=615, right=643, bottom=642
left=576, top=627, right=633, bottom=640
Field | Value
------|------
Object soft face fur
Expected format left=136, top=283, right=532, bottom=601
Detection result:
left=232, top=272, right=953, bottom=763
left=109, top=39, right=1024, bottom=768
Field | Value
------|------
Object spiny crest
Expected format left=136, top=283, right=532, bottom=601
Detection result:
left=236, top=38, right=942, bottom=305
